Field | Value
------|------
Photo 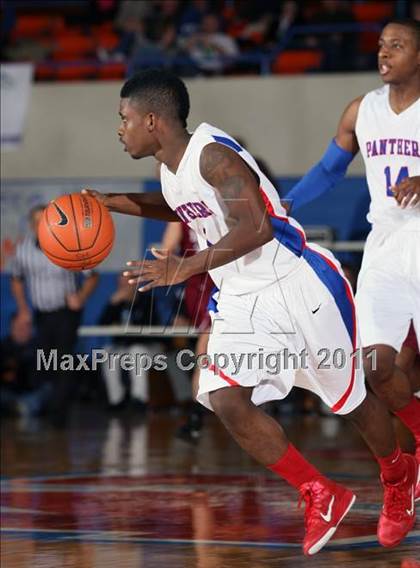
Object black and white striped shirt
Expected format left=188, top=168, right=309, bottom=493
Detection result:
left=12, top=235, right=89, bottom=312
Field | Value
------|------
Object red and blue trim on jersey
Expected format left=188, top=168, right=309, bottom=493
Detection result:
left=212, top=135, right=243, bottom=153
left=260, top=188, right=357, bottom=413
left=208, top=363, right=240, bottom=386
left=207, top=286, right=219, bottom=314
left=302, top=246, right=357, bottom=413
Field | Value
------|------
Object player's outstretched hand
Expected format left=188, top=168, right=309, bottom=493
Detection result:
left=123, top=248, right=190, bottom=292
left=391, top=176, right=420, bottom=209
left=81, top=188, right=109, bottom=207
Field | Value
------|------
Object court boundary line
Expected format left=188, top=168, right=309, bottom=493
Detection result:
left=1, top=527, right=420, bottom=551
left=0, top=470, right=378, bottom=483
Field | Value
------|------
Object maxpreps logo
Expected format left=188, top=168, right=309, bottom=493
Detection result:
left=81, top=195, right=92, bottom=228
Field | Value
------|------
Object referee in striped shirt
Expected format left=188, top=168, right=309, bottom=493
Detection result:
left=10, top=205, right=98, bottom=424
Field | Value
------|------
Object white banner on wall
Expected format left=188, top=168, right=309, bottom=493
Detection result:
left=0, top=63, right=34, bottom=150
left=0, top=179, right=143, bottom=272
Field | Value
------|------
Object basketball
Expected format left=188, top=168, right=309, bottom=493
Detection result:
left=38, top=193, right=115, bottom=270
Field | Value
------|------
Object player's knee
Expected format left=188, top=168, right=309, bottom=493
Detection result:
left=209, top=387, right=251, bottom=425
left=344, top=391, right=373, bottom=424
left=363, top=345, right=395, bottom=386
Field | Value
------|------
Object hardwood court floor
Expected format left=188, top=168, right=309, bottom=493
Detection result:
left=1, top=406, right=419, bottom=568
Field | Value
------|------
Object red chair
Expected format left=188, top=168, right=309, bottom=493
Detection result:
left=14, top=15, right=65, bottom=39
left=56, top=63, right=97, bottom=81
left=272, top=50, right=323, bottom=74
left=52, top=35, right=96, bottom=60
left=97, top=62, right=126, bottom=80
left=352, top=3, right=394, bottom=22
left=94, top=31, right=120, bottom=51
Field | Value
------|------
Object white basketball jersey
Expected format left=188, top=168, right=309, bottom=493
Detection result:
left=355, top=84, right=420, bottom=228
left=160, top=123, right=306, bottom=295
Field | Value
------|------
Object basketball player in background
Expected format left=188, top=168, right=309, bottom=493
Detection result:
left=83, top=69, right=418, bottom=554
left=161, top=220, right=213, bottom=442
left=286, top=19, right=420, bottom=484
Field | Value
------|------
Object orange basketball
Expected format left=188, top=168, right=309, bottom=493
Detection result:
left=38, top=193, right=115, bottom=270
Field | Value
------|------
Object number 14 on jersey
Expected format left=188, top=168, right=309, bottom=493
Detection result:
left=384, top=166, right=409, bottom=196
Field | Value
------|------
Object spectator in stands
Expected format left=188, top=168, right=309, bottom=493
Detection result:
left=5, top=0, right=402, bottom=78
left=104, top=0, right=194, bottom=75
left=183, top=13, right=239, bottom=75
left=127, top=21, right=194, bottom=76
left=309, top=0, right=356, bottom=71
left=0, top=313, right=50, bottom=417
left=99, top=272, right=160, bottom=410
left=150, top=22, right=180, bottom=58
left=115, top=0, right=155, bottom=31
left=145, top=0, right=184, bottom=36
left=100, top=18, right=146, bottom=61
left=10, top=205, right=98, bottom=426
left=178, top=0, right=212, bottom=37
left=224, top=0, right=278, bottom=50
left=98, top=0, right=155, bottom=61
left=273, top=1, right=299, bottom=42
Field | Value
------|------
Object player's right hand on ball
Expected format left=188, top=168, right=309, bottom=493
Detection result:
left=81, top=188, right=108, bottom=207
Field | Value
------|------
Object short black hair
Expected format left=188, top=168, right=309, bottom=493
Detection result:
left=120, top=69, right=190, bottom=128
left=385, top=18, right=420, bottom=47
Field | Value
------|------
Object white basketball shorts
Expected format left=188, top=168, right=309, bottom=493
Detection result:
left=356, top=219, right=420, bottom=352
left=197, top=244, right=366, bottom=416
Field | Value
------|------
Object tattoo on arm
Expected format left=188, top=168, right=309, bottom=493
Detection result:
left=200, top=143, right=271, bottom=235
left=200, top=143, right=251, bottom=200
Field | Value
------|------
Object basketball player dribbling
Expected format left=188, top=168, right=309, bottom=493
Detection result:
left=286, top=18, right=420, bottom=500
left=83, top=68, right=418, bottom=555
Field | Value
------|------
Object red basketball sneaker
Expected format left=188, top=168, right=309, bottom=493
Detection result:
left=415, top=446, right=420, bottom=502
left=401, top=559, right=420, bottom=568
left=299, top=478, right=356, bottom=555
left=378, top=453, right=418, bottom=547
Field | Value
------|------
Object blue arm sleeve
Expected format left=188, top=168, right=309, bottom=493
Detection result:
left=285, top=139, right=355, bottom=213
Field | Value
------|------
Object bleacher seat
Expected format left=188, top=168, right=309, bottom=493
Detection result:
left=272, top=50, right=323, bottom=74
left=52, top=35, right=96, bottom=60
left=56, top=63, right=97, bottom=81
left=97, top=62, right=126, bottom=80
left=351, top=3, right=394, bottom=22
left=13, top=15, right=65, bottom=39
left=92, top=24, right=119, bottom=51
